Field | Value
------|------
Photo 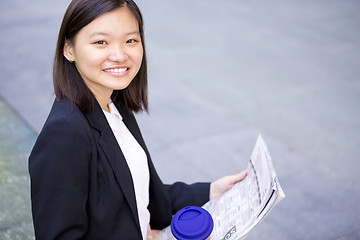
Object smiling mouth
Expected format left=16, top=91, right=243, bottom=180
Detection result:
left=103, top=67, right=129, bottom=73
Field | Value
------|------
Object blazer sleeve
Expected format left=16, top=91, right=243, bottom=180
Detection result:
left=29, top=116, right=91, bottom=240
left=165, top=182, right=210, bottom=214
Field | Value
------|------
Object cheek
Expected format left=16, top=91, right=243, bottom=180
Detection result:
left=133, top=48, right=144, bottom=68
left=76, top=48, right=106, bottom=70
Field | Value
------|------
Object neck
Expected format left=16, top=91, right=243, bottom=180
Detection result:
left=95, top=94, right=111, bottom=113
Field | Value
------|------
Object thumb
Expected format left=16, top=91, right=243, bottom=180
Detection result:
left=231, top=170, right=248, bottom=184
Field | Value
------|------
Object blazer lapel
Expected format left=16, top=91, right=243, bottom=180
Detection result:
left=117, top=104, right=173, bottom=228
left=85, top=99, right=141, bottom=232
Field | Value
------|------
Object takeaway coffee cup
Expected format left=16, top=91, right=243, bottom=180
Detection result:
left=171, top=206, right=214, bottom=240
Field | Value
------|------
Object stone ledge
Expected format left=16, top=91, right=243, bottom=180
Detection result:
left=0, top=97, right=36, bottom=240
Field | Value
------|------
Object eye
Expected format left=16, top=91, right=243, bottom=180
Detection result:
left=126, top=39, right=138, bottom=44
left=94, top=40, right=107, bottom=45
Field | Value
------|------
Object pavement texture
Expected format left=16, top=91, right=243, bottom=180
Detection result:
left=1, top=0, right=360, bottom=239
left=0, top=97, right=35, bottom=239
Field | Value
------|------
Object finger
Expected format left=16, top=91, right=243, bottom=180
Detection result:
left=231, top=170, right=248, bottom=183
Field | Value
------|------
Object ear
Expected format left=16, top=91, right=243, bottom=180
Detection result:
left=63, top=39, right=75, bottom=62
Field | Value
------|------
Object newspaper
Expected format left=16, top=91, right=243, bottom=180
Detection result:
left=158, top=135, right=285, bottom=240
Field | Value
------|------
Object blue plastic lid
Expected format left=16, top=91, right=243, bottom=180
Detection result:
left=171, top=206, right=214, bottom=240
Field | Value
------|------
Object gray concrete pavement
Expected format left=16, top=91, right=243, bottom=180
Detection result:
left=1, top=0, right=360, bottom=239
left=0, top=96, right=35, bottom=239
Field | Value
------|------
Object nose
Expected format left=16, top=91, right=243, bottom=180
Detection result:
left=108, top=46, right=128, bottom=62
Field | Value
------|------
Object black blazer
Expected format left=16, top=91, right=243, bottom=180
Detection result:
left=29, top=98, right=210, bottom=240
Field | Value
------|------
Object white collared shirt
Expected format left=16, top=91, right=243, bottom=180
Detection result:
left=103, top=101, right=150, bottom=239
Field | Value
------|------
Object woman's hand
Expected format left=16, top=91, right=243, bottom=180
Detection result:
left=209, top=170, right=247, bottom=200
left=147, top=225, right=159, bottom=240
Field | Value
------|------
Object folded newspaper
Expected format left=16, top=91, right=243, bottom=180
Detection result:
left=158, top=135, right=285, bottom=240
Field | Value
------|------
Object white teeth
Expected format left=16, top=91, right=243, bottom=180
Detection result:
left=105, top=68, right=127, bottom=73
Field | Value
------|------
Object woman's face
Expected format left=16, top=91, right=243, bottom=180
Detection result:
left=64, top=7, right=143, bottom=102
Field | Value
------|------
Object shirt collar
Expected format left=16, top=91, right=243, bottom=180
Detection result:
left=103, top=100, right=123, bottom=123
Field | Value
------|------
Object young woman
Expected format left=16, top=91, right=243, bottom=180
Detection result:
left=28, top=0, right=247, bottom=239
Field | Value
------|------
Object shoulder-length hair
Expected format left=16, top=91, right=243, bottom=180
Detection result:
left=53, top=0, right=148, bottom=113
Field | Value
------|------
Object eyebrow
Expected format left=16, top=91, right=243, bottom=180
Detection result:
left=89, top=31, right=140, bottom=38
left=89, top=32, right=109, bottom=38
